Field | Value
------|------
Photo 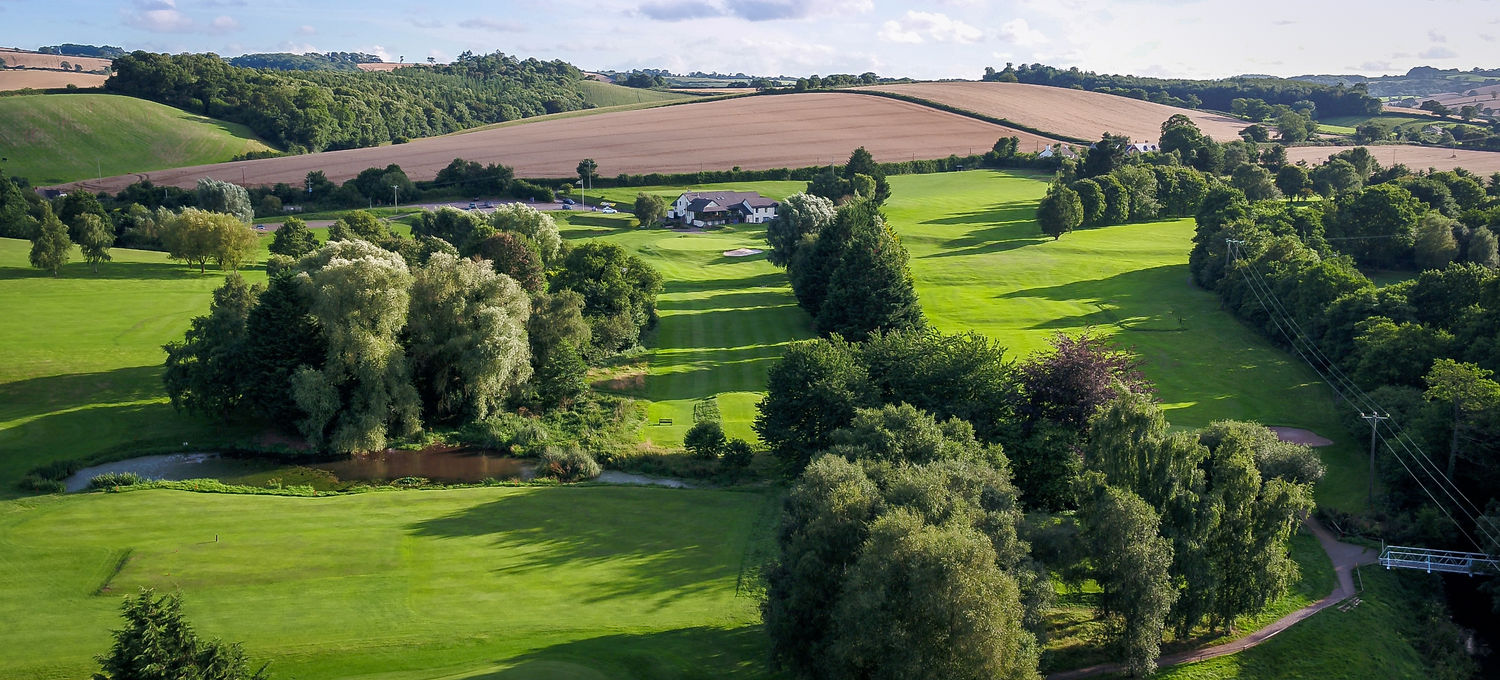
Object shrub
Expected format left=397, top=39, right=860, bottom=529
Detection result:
left=460, top=412, right=548, bottom=452
left=720, top=438, right=754, bottom=470
left=16, top=475, right=66, bottom=494
left=684, top=420, right=727, bottom=459
left=692, top=395, right=722, bottom=424
left=88, top=472, right=146, bottom=490
left=535, top=445, right=601, bottom=482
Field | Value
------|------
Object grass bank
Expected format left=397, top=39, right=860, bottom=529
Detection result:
left=0, top=93, right=275, bottom=185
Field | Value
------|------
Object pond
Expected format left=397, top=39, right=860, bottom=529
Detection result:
left=64, top=449, right=693, bottom=490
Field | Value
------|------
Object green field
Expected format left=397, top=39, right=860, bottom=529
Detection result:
left=0, top=169, right=1434, bottom=679
left=0, top=486, right=776, bottom=680
left=551, top=182, right=811, bottom=444
left=0, top=94, right=276, bottom=185
left=578, top=80, right=697, bottom=107
left=879, top=171, right=1366, bottom=511
left=0, top=239, right=272, bottom=494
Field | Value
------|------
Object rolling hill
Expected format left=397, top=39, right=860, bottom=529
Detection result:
left=64, top=92, right=1057, bottom=193
left=0, top=94, right=276, bottom=185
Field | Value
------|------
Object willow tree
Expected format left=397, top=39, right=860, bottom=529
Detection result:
left=407, top=252, right=532, bottom=422
left=291, top=240, right=421, bottom=453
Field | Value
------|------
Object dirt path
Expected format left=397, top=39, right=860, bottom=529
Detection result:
left=1046, top=517, right=1378, bottom=680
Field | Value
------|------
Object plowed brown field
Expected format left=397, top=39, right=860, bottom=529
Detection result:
left=61, top=92, right=1056, bottom=193
left=1285, top=144, right=1500, bottom=174
left=0, top=70, right=107, bottom=91
left=864, top=81, right=1250, bottom=144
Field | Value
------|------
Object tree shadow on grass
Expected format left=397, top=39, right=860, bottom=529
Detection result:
left=911, top=201, right=1049, bottom=259
left=0, top=260, right=228, bottom=281
left=469, top=626, right=779, bottom=680
left=995, top=264, right=1192, bottom=331
left=406, top=488, right=759, bottom=608
left=662, top=272, right=787, bottom=294
left=657, top=290, right=796, bottom=313
left=0, top=365, right=165, bottom=424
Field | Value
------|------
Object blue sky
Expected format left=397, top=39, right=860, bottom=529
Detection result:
left=3, top=0, right=1496, bottom=79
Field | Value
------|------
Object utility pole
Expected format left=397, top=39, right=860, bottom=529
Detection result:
left=391, top=185, right=399, bottom=210
left=1362, top=411, right=1388, bottom=510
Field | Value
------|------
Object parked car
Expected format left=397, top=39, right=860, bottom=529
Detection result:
left=467, top=202, right=477, bottom=209
left=483, top=201, right=495, bottom=208
left=561, top=198, right=575, bottom=205
left=601, top=207, right=617, bottom=214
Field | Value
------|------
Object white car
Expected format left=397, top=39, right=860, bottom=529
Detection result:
left=601, top=207, right=617, bottom=214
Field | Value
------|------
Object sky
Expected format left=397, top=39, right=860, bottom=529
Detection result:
left=2, top=0, right=1496, bottom=80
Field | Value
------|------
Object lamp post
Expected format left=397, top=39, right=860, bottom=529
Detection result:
left=391, top=185, right=399, bottom=210
left=576, top=179, right=584, bottom=210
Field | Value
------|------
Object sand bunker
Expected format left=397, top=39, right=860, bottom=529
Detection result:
left=723, top=248, right=764, bottom=257
left=1269, top=426, right=1334, bottom=447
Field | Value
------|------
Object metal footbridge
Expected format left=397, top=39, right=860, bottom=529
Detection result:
left=1378, top=546, right=1500, bottom=576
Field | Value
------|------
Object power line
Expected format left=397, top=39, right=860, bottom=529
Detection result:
left=1225, top=240, right=1499, bottom=552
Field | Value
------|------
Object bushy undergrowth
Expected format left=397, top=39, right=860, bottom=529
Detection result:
left=88, top=472, right=145, bottom=490
left=535, top=445, right=601, bottom=483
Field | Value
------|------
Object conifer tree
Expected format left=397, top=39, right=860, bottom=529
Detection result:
left=815, top=200, right=924, bottom=341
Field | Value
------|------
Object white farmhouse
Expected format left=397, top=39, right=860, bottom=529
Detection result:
left=667, top=191, right=779, bottom=228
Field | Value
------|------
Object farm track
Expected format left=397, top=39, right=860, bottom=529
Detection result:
left=1048, top=517, right=1378, bottom=679
left=60, top=92, right=1057, bottom=193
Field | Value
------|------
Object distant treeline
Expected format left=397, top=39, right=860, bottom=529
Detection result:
left=37, top=44, right=125, bottom=59
left=227, top=52, right=385, bottom=72
left=983, top=63, right=1382, bottom=118
left=106, top=50, right=590, bottom=152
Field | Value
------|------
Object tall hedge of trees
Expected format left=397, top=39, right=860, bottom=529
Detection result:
left=107, top=50, right=589, bottom=151
left=1189, top=161, right=1500, bottom=582
left=984, top=62, right=1381, bottom=117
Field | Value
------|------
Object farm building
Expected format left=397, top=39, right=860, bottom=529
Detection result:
left=1038, top=144, right=1079, bottom=159
left=667, top=191, right=778, bottom=227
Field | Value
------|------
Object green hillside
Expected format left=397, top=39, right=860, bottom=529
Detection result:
left=0, top=94, right=275, bottom=185
left=577, top=80, right=696, bottom=107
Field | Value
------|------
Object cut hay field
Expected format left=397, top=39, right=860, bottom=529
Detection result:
left=0, top=486, right=776, bottom=680
left=0, top=48, right=112, bottom=72
left=1284, top=144, right=1500, bottom=174
left=353, top=62, right=413, bottom=71
left=65, top=92, right=1054, bottom=194
left=0, top=70, right=108, bottom=91
left=0, top=94, right=276, bottom=185
left=862, top=81, right=1250, bottom=144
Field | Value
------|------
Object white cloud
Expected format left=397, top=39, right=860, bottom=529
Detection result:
left=459, top=17, right=524, bottom=32
left=637, top=0, right=871, bottom=22
left=877, top=11, right=981, bottom=44
left=297, top=24, right=316, bottom=35
left=1427, top=30, right=1447, bottom=43
left=209, top=15, right=240, bottom=33
left=878, top=20, right=922, bottom=44
left=1420, top=45, right=1457, bottom=59
left=123, top=0, right=195, bottom=33
left=122, top=0, right=238, bottom=34
left=998, top=18, right=1047, bottom=47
